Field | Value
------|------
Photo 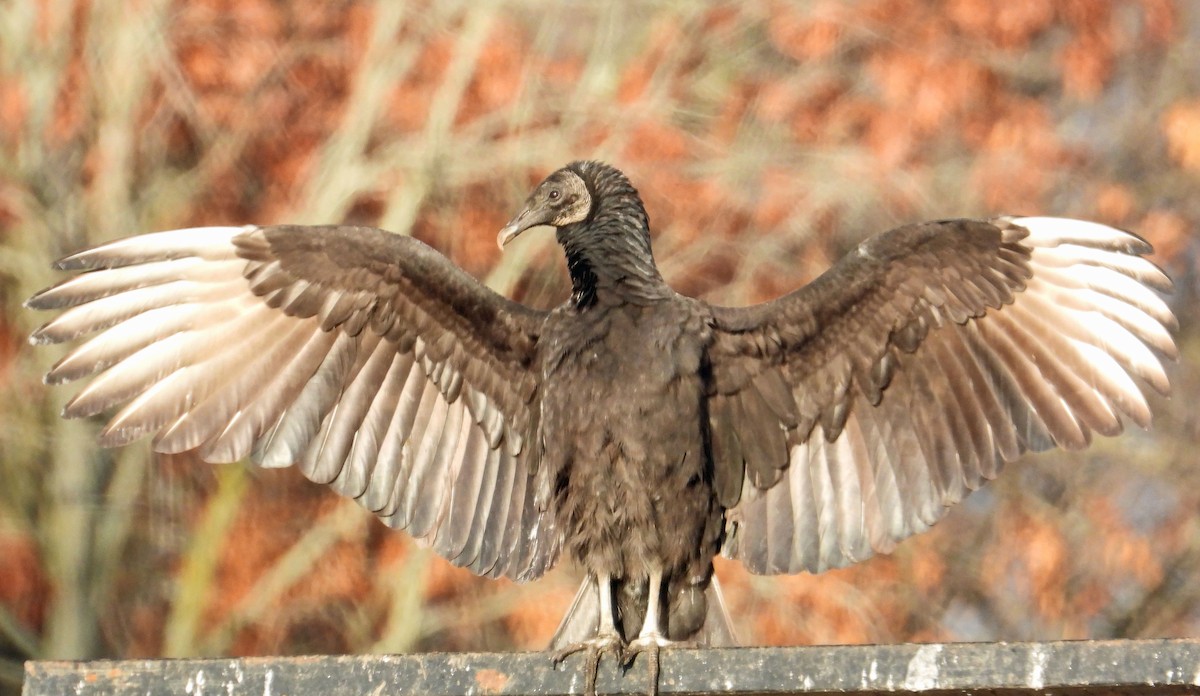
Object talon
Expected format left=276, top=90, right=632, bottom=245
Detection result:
left=548, top=633, right=624, bottom=696
left=550, top=642, right=585, bottom=667
left=622, top=634, right=674, bottom=696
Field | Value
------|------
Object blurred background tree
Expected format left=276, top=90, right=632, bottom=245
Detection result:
left=0, top=0, right=1197, bottom=693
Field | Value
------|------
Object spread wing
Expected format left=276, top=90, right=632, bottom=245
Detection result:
left=27, top=225, right=560, bottom=581
left=707, top=217, right=1176, bottom=574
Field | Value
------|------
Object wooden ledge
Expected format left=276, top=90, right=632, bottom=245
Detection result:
left=23, top=639, right=1200, bottom=695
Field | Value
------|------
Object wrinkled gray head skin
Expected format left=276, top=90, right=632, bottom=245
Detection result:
left=497, top=167, right=593, bottom=249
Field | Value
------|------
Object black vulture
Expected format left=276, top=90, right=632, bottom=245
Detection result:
left=27, top=160, right=1176, bottom=689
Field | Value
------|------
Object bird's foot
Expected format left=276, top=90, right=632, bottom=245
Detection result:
left=622, top=631, right=695, bottom=663
left=622, top=633, right=696, bottom=696
left=550, top=632, right=623, bottom=696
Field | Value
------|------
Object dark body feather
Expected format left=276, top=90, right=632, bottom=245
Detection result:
left=27, top=160, right=1176, bottom=655
left=542, top=300, right=710, bottom=574
left=541, top=297, right=722, bottom=639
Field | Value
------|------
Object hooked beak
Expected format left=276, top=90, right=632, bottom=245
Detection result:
left=497, top=205, right=553, bottom=250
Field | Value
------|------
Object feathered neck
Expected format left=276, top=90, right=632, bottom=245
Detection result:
left=557, top=161, right=669, bottom=308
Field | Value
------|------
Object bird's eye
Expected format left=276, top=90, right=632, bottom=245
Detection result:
left=548, top=189, right=561, bottom=201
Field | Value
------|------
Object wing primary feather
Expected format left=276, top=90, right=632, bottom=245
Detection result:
left=255, top=331, right=360, bottom=469
left=199, top=328, right=340, bottom=462
left=924, top=334, right=990, bottom=488
left=475, top=447, right=519, bottom=577
left=764, top=468, right=793, bottom=573
left=1009, top=217, right=1150, bottom=251
left=435, top=421, right=490, bottom=562
left=1032, top=279, right=1175, bottom=358
left=1019, top=290, right=1170, bottom=395
left=52, top=226, right=245, bottom=271
left=340, top=350, right=415, bottom=499
left=941, top=326, right=1015, bottom=470
left=98, top=310, right=303, bottom=448
left=68, top=297, right=274, bottom=422
left=458, top=444, right=504, bottom=570
left=995, top=304, right=1122, bottom=437
left=31, top=278, right=248, bottom=345
left=304, top=332, right=390, bottom=488
left=976, top=313, right=1087, bottom=450
left=828, top=420, right=869, bottom=563
left=900, top=354, right=963, bottom=502
left=367, top=370, right=436, bottom=516
left=406, top=397, right=465, bottom=538
left=493, top=447, right=535, bottom=579
left=1031, top=244, right=1172, bottom=292
left=387, top=378, right=450, bottom=523
left=808, top=430, right=842, bottom=572
left=45, top=303, right=220, bottom=385
left=1033, top=263, right=1176, bottom=330
left=151, top=317, right=317, bottom=454
left=26, top=257, right=245, bottom=310
left=960, top=322, right=1051, bottom=455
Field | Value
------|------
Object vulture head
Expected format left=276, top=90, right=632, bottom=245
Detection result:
left=497, top=164, right=594, bottom=248
left=498, top=161, right=661, bottom=306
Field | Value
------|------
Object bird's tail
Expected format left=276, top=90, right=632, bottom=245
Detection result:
left=548, top=575, right=737, bottom=649
left=698, top=574, right=737, bottom=646
left=548, top=578, right=601, bottom=650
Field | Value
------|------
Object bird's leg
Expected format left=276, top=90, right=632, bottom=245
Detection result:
left=640, top=570, right=665, bottom=644
left=624, top=572, right=703, bottom=695
left=551, top=573, right=622, bottom=696
left=597, top=571, right=618, bottom=639
left=622, top=570, right=677, bottom=696
left=626, top=570, right=673, bottom=650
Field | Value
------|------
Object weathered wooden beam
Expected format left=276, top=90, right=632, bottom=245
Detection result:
left=22, top=639, right=1200, bottom=695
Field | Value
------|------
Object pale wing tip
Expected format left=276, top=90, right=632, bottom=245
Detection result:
left=1145, top=267, right=1177, bottom=296
left=52, top=226, right=250, bottom=271
left=28, top=319, right=85, bottom=346
left=28, top=327, right=55, bottom=346
left=253, top=443, right=295, bottom=469
left=1007, top=216, right=1154, bottom=255
left=97, top=424, right=143, bottom=449
left=25, top=283, right=77, bottom=311
left=43, top=369, right=71, bottom=386
left=54, top=254, right=88, bottom=271
left=1159, top=334, right=1181, bottom=362
left=61, top=394, right=97, bottom=420
left=54, top=245, right=124, bottom=271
